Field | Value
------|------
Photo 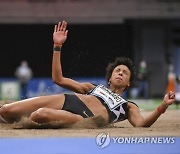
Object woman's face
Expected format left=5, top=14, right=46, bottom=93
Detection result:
left=109, top=65, right=131, bottom=88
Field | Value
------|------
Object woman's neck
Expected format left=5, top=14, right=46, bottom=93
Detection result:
left=109, top=85, right=125, bottom=95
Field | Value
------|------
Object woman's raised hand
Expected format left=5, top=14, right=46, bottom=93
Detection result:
left=53, top=21, right=68, bottom=46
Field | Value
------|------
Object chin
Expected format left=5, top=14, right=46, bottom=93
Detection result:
left=112, top=81, right=126, bottom=88
left=114, top=84, right=124, bottom=88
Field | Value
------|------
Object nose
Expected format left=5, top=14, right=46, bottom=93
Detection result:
left=118, top=71, right=123, bottom=76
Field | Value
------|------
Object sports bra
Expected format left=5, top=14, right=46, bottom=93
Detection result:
left=87, top=84, right=137, bottom=123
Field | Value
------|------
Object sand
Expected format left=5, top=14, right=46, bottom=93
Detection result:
left=0, top=109, right=179, bottom=138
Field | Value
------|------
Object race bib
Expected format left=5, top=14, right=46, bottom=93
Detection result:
left=91, top=84, right=127, bottom=110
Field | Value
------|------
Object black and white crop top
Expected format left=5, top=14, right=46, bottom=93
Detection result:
left=87, top=84, right=137, bottom=123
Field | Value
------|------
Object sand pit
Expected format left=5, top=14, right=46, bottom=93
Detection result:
left=0, top=109, right=179, bottom=138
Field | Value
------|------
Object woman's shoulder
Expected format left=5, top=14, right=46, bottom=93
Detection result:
left=127, top=100, right=138, bottom=108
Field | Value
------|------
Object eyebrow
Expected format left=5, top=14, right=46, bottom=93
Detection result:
left=115, top=67, right=129, bottom=74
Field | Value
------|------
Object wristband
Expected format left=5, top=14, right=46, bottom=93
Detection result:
left=157, top=106, right=166, bottom=114
left=53, top=46, right=61, bottom=52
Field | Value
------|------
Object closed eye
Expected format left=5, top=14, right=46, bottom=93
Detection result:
left=114, top=68, right=128, bottom=75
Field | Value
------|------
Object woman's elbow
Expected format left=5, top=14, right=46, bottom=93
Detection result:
left=52, top=79, right=58, bottom=85
left=134, top=125, right=150, bottom=128
left=52, top=76, right=63, bottom=85
left=133, top=122, right=151, bottom=128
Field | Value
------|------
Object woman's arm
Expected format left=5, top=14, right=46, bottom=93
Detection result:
left=128, top=91, right=176, bottom=127
left=52, top=21, right=95, bottom=94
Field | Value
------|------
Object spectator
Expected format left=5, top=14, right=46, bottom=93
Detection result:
left=166, top=64, right=179, bottom=108
left=137, top=60, right=149, bottom=99
left=166, top=64, right=176, bottom=93
left=15, top=60, right=33, bottom=99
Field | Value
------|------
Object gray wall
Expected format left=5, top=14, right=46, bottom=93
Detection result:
left=132, top=20, right=171, bottom=97
left=0, top=0, right=180, bottom=24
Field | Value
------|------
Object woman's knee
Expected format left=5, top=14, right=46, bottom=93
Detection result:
left=0, top=105, right=20, bottom=122
left=29, top=108, right=50, bottom=123
left=1, top=105, right=17, bottom=117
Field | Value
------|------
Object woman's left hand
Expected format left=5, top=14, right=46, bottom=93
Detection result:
left=161, top=91, right=176, bottom=108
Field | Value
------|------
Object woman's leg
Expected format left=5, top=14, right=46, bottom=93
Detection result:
left=0, top=94, right=65, bottom=123
left=29, top=108, right=84, bottom=124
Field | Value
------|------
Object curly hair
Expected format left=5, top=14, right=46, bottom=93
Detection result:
left=105, top=57, right=135, bottom=85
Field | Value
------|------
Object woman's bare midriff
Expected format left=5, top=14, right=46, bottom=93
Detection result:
left=75, top=93, right=109, bottom=121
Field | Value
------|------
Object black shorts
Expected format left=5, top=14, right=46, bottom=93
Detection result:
left=62, top=94, right=94, bottom=118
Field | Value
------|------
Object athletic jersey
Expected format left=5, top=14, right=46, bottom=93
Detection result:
left=87, top=84, right=135, bottom=123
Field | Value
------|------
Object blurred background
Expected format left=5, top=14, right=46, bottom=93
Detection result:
left=0, top=0, right=179, bottom=109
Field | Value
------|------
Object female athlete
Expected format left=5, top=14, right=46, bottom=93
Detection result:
left=0, top=21, right=176, bottom=127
